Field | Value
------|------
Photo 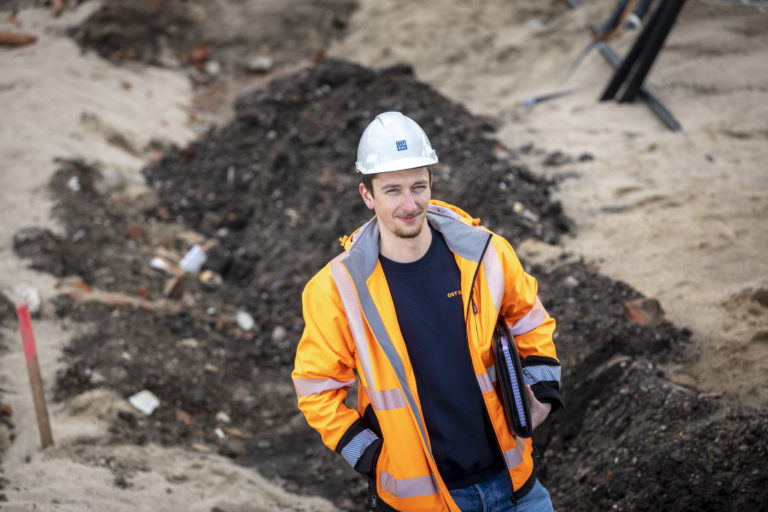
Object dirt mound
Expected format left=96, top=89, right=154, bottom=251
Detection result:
left=545, top=360, right=767, bottom=510
left=70, top=0, right=356, bottom=75
left=9, top=58, right=767, bottom=510
left=69, top=0, right=194, bottom=65
left=142, top=60, right=569, bottom=316
left=533, top=262, right=768, bottom=510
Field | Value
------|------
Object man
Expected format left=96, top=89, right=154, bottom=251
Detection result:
left=292, top=112, right=563, bottom=511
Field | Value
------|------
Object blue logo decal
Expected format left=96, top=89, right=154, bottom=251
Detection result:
left=396, top=140, right=408, bottom=151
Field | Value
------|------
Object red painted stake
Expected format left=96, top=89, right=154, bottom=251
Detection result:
left=16, top=301, right=54, bottom=449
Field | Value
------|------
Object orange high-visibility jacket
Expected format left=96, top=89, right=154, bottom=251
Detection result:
left=292, top=200, right=561, bottom=511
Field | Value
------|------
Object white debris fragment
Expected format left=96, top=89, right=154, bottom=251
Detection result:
left=204, top=60, right=221, bottom=76
left=245, top=55, right=273, bottom=73
left=178, top=338, right=200, bottom=349
left=4, top=284, right=41, bottom=316
left=179, top=244, right=207, bottom=273
left=271, top=325, right=287, bottom=343
left=521, top=209, right=539, bottom=222
left=128, top=390, right=160, bottom=415
left=150, top=256, right=183, bottom=276
left=67, top=175, right=81, bottom=192
left=236, top=310, right=255, bottom=331
left=150, top=257, right=171, bottom=271
left=563, top=275, right=580, bottom=288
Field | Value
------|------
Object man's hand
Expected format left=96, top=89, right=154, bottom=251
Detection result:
left=526, top=384, right=552, bottom=431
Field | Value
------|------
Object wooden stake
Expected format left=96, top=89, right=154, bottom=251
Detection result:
left=16, top=302, right=54, bottom=449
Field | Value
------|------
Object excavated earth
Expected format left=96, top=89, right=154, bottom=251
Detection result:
left=1, top=1, right=767, bottom=510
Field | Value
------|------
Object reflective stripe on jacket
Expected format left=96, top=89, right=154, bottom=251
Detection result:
left=292, top=200, right=560, bottom=511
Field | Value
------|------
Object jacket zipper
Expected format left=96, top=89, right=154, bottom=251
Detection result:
left=463, top=233, right=515, bottom=490
left=464, top=233, right=492, bottom=321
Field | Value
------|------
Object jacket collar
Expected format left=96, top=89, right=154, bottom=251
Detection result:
left=342, top=202, right=490, bottom=282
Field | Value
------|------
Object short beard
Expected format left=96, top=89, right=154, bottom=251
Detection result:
left=393, top=224, right=423, bottom=239
left=392, top=213, right=426, bottom=239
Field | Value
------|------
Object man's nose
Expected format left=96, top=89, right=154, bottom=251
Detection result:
left=401, top=191, right=417, bottom=211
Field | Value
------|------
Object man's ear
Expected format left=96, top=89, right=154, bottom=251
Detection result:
left=359, top=182, right=375, bottom=210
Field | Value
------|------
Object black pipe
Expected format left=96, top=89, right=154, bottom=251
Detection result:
left=596, top=41, right=682, bottom=131
left=600, top=0, right=668, bottom=100
left=620, top=0, right=686, bottom=102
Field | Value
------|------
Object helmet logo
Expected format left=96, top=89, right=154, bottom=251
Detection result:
left=395, top=140, right=408, bottom=152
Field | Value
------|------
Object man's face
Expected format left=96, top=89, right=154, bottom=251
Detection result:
left=359, top=167, right=431, bottom=240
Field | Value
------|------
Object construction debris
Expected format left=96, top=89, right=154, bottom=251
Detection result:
left=179, top=244, right=208, bottom=273
left=162, top=276, right=185, bottom=299
left=245, top=55, right=273, bottom=73
left=0, top=31, right=37, bottom=47
left=128, top=390, right=160, bottom=415
left=624, top=297, right=666, bottom=327
left=2, top=285, right=41, bottom=316
left=236, top=311, right=255, bottom=331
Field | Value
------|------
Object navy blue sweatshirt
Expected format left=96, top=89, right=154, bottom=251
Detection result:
left=379, top=226, right=505, bottom=489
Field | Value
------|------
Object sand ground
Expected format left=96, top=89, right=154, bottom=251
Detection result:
left=0, top=0, right=766, bottom=509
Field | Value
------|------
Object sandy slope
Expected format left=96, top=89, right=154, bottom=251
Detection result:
left=329, top=0, right=768, bottom=408
left=0, top=5, right=335, bottom=511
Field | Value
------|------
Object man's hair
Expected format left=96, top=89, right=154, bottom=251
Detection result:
left=361, top=167, right=433, bottom=198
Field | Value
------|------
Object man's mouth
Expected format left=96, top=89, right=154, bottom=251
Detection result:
left=397, top=211, right=423, bottom=224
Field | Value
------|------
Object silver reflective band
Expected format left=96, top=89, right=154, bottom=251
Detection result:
left=481, top=241, right=504, bottom=313
left=508, top=297, right=548, bottom=336
left=522, top=365, right=561, bottom=386
left=293, top=377, right=355, bottom=397
left=330, top=254, right=376, bottom=390
left=367, top=387, right=408, bottom=410
left=503, top=443, right=525, bottom=469
left=341, top=428, right=378, bottom=468
left=476, top=368, right=495, bottom=394
left=340, top=225, right=436, bottom=469
left=331, top=253, right=410, bottom=413
left=380, top=472, right=440, bottom=498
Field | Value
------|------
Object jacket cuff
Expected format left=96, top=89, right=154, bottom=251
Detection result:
left=531, top=382, right=565, bottom=413
left=354, top=437, right=383, bottom=478
left=336, top=420, right=380, bottom=470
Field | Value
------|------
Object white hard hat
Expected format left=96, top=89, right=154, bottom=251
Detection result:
left=355, top=112, right=438, bottom=175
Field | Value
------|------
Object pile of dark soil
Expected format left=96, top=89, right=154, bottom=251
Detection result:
left=10, top=58, right=768, bottom=511
left=69, top=0, right=194, bottom=65
left=0, top=0, right=84, bottom=11
left=142, top=60, right=569, bottom=318
left=70, top=0, right=357, bottom=75
left=533, top=262, right=768, bottom=510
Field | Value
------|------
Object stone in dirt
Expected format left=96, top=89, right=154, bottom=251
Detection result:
left=623, top=297, right=666, bottom=327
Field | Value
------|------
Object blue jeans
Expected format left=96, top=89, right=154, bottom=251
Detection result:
left=448, top=471, right=554, bottom=512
